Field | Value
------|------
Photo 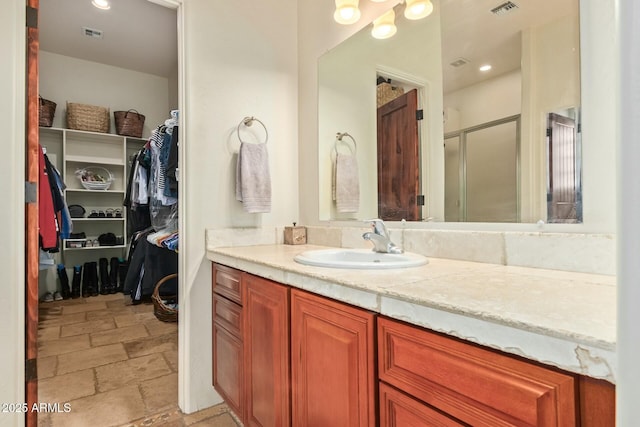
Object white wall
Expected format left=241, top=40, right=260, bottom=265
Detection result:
left=180, top=0, right=299, bottom=413
left=0, top=1, right=25, bottom=425
left=618, top=0, right=640, bottom=423
left=40, top=51, right=171, bottom=137
left=443, top=70, right=522, bottom=131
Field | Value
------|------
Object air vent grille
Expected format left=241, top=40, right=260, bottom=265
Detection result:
left=491, top=1, right=519, bottom=15
left=81, top=27, right=103, bottom=39
left=450, top=57, right=470, bottom=68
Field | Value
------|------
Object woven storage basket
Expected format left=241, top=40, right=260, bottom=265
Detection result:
left=152, top=273, right=178, bottom=323
left=39, top=97, right=56, bottom=127
left=66, top=102, right=110, bottom=133
left=114, top=109, right=146, bottom=138
left=75, top=166, right=114, bottom=190
left=377, top=82, right=405, bottom=108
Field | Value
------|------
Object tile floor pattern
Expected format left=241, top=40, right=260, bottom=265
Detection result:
left=37, top=294, right=239, bottom=427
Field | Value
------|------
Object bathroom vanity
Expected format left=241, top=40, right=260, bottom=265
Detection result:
left=209, top=244, right=615, bottom=426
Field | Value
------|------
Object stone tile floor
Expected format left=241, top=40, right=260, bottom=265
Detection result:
left=37, top=294, right=238, bottom=427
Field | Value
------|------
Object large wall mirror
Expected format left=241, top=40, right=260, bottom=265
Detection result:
left=318, top=0, right=581, bottom=224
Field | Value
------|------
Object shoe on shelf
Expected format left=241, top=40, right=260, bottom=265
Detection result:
left=114, top=208, right=123, bottom=218
left=88, top=210, right=99, bottom=218
left=105, top=208, right=114, bottom=218
left=41, top=292, right=54, bottom=303
left=53, top=291, right=63, bottom=301
left=98, top=210, right=106, bottom=218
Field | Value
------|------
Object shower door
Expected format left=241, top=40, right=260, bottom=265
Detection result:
left=445, top=115, right=520, bottom=222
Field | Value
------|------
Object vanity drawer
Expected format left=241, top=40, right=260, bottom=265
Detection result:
left=378, top=316, right=576, bottom=427
left=213, top=264, right=243, bottom=305
left=213, top=294, right=243, bottom=337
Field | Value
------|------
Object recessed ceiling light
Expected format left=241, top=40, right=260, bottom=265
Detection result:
left=479, top=64, right=492, bottom=72
left=92, top=0, right=111, bottom=10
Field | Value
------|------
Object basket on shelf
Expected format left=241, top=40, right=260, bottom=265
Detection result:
left=66, top=102, right=110, bottom=133
left=39, top=96, right=56, bottom=127
left=376, top=82, right=405, bottom=108
left=75, top=166, right=114, bottom=190
left=152, top=273, right=178, bottom=323
left=114, top=109, right=146, bottom=138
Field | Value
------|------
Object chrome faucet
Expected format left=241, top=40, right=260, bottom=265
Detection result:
left=362, top=219, right=403, bottom=254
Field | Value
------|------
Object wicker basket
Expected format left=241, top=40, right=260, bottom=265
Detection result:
left=377, top=82, right=405, bottom=108
left=39, top=97, right=56, bottom=127
left=114, top=109, right=146, bottom=138
left=152, top=273, right=178, bottom=323
left=66, top=102, right=110, bottom=133
left=75, top=166, right=114, bottom=190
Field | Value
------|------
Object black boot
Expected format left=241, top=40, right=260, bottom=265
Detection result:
left=71, top=265, right=82, bottom=299
left=117, top=260, right=129, bottom=293
left=57, top=264, right=71, bottom=300
left=109, top=257, right=119, bottom=294
left=99, top=258, right=110, bottom=295
left=81, top=262, right=91, bottom=298
left=89, top=261, right=99, bottom=297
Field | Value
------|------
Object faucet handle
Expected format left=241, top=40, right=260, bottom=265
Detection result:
left=363, top=218, right=388, bottom=237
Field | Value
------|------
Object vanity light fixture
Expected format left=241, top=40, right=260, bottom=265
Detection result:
left=479, top=64, right=492, bottom=72
left=404, top=0, right=433, bottom=20
left=334, top=0, right=362, bottom=25
left=91, top=0, right=111, bottom=10
left=371, top=9, right=397, bottom=39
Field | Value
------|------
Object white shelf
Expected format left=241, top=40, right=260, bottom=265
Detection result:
left=65, top=155, right=125, bottom=166
left=72, top=218, right=124, bottom=221
left=63, top=245, right=127, bottom=252
left=41, top=126, right=138, bottom=262
left=66, top=188, right=125, bottom=194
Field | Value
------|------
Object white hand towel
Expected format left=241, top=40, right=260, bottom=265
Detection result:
left=236, top=142, right=272, bottom=213
left=333, top=153, right=359, bottom=213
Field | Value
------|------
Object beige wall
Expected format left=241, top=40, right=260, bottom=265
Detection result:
left=180, top=0, right=299, bottom=412
left=39, top=51, right=171, bottom=137
left=0, top=1, right=25, bottom=424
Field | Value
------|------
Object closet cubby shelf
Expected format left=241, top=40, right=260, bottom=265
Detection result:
left=40, top=126, right=146, bottom=256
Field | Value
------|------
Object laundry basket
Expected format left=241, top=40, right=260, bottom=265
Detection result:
left=152, top=273, right=178, bottom=322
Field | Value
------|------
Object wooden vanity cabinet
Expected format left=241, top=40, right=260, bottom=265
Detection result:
left=213, top=264, right=291, bottom=426
left=244, top=274, right=291, bottom=427
left=212, top=264, right=245, bottom=422
left=378, top=316, right=577, bottom=426
left=290, top=289, right=376, bottom=427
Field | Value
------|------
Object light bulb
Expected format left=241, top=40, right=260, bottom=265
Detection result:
left=371, top=9, right=397, bottom=39
left=91, top=0, right=111, bottom=10
left=404, top=0, right=433, bottom=20
left=334, top=0, right=361, bottom=24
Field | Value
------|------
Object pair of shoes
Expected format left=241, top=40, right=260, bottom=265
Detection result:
left=115, top=208, right=123, bottom=218
left=41, top=292, right=54, bottom=303
left=105, top=208, right=114, bottom=218
left=88, top=210, right=107, bottom=218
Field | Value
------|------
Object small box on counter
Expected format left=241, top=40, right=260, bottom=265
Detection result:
left=284, top=224, right=307, bottom=245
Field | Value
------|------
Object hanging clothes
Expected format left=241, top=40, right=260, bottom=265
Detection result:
left=39, top=145, right=58, bottom=251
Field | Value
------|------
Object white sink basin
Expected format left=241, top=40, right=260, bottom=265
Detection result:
left=293, top=248, right=428, bottom=270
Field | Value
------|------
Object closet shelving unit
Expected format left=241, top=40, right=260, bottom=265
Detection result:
left=40, top=127, right=146, bottom=264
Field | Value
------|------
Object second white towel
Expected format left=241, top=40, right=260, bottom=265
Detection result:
left=333, top=153, right=360, bottom=213
left=236, top=142, right=271, bottom=213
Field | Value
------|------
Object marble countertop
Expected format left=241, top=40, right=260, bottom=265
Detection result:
left=206, top=244, right=617, bottom=383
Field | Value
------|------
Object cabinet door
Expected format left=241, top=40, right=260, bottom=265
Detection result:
left=291, top=289, right=375, bottom=427
left=379, top=382, right=465, bottom=427
left=244, top=274, right=290, bottom=427
left=213, top=322, right=244, bottom=421
left=378, top=316, right=576, bottom=427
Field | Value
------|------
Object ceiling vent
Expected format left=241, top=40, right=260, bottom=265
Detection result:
left=449, top=57, right=470, bottom=68
left=491, top=1, right=519, bottom=15
left=81, top=27, right=104, bottom=39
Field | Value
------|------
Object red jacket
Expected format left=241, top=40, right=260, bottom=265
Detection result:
left=39, top=145, right=58, bottom=250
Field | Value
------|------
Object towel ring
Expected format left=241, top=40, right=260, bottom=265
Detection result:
left=333, top=132, right=357, bottom=156
left=237, top=116, right=268, bottom=144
